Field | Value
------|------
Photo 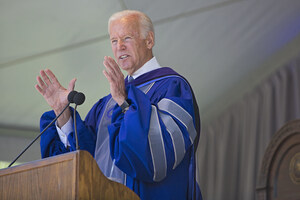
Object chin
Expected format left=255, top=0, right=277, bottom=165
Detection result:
left=119, top=63, right=132, bottom=71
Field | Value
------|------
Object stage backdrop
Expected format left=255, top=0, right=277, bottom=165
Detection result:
left=196, top=54, right=300, bottom=200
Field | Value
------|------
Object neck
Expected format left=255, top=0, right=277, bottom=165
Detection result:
left=128, top=54, right=154, bottom=75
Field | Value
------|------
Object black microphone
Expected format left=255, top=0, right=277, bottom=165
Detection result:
left=73, top=92, right=85, bottom=150
left=68, top=90, right=78, bottom=103
left=73, top=92, right=85, bottom=105
left=8, top=91, right=77, bottom=167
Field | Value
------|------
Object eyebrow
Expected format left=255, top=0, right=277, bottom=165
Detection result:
left=110, top=34, right=134, bottom=40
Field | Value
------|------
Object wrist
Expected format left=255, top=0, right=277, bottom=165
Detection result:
left=55, top=107, right=71, bottom=128
left=120, top=99, right=130, bottom=113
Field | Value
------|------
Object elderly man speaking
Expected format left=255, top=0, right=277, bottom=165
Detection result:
left=36, top=10, right=202, bottom=200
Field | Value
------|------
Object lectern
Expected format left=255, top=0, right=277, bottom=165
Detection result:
left=0, top=150, right=139, bottom=200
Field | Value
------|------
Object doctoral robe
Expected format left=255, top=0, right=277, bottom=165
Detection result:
left=40, top=67, right=202, bottom=200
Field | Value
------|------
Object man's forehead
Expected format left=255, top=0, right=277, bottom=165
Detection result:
left=109, top=18, right=140, bottom=37
left=112, top=16, right=139, bottom=28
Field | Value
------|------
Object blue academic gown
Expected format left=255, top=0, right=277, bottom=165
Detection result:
left=40, top=67, right=202, bottom=200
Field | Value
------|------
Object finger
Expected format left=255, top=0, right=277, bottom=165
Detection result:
left=103, top=70, right=113, bottom=83
left=103, top=61, right=117, bottom=83
left=68, top=78, right=77, bottom=91
left=36, top=75, right=47, bottom=90
left=35, top=84, right=44, bottom=95
left=45, top=69, right=60, bottom=87
left=106, top=57, right=124, bottom=82
left=103, top=56, right=115, bottom=75
left=103, top=57, right=125, bottom=84
left=40, top=70, right=52, bottom=87
left=107, top=56, right=123, bottom=75
left=105, top=56, right=121, bottom=76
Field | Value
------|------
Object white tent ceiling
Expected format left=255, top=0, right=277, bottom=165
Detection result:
left=1, top=0, right=300, bottom=139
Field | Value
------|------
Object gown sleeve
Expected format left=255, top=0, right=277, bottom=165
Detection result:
left=108, top=77, right=198, bottom=183
left=40, top=98, right=105, bottom=158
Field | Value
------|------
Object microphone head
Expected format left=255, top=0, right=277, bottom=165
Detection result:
left=68, top=91, right=78, bottom=103
left=74, top=92, right=85, bottom=105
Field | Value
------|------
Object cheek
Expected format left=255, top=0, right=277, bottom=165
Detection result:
left=130, top=46, right=140, bottom=59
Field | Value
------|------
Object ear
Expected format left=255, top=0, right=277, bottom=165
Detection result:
left=145, top=31, right=155, bottom=49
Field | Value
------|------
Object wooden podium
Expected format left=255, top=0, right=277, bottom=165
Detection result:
left=0, top=150, right=140, bottom=200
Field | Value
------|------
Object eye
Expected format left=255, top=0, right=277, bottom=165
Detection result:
left=125, top=36, right=131, bottom=41
left=111, top=40, right=117, bottom=45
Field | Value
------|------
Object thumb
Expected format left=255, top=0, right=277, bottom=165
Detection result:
left=68, top=78, right=77, bottom=91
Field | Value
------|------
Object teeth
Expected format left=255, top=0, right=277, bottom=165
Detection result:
left=120, top=55, right=128, bottom=59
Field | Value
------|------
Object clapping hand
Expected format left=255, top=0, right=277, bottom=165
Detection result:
left=35, top=69, right=76, bottom=127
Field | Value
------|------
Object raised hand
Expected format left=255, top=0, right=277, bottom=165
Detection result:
left=103, top=56, right=126, bottom=105
left=35, top=69, right=76, bottom=127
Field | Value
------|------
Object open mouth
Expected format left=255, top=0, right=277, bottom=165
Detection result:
left=119, top=55, right=129, bottom=60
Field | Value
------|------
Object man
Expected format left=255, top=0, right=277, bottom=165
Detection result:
left=36, top=10, right=202, bottom=200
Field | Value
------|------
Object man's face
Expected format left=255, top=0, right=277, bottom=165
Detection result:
left=109, top=16, right=153, bottom=75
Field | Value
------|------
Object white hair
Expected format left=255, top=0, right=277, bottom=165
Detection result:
left=108, top=10, right=155, bottom=40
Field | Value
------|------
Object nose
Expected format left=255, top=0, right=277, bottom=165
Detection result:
left=117, top=39, right=126, bottom=50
